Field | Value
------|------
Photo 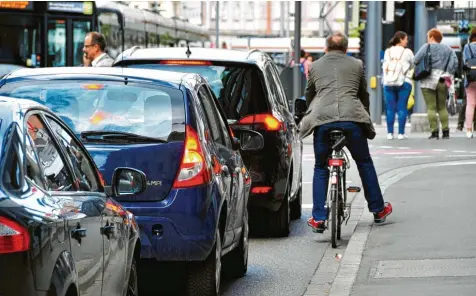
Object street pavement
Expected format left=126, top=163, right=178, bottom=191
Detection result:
left=140, top=121, right=476, bottom=296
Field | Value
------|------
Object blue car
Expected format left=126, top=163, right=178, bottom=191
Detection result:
left=0, top=67, right=259, bottom=295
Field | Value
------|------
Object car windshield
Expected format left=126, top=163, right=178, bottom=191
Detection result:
left=0, top=80, right=186, bottom=142
left=126, top=63, right=268, bottom=120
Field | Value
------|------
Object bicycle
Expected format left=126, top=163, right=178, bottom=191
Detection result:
left=326, top=130, right=361, bottom=248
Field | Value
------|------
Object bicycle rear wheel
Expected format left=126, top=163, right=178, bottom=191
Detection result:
left=337, top=170, right=346, bottom=240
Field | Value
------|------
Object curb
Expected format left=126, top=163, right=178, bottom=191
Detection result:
left=303, top=159, right=476, bottom=296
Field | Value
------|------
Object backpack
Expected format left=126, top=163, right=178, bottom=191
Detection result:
left=383, top=47, right=407, bottom=86
left=465, top=44, right=476, bottom=82
left=299, top=63, right=305, bottom=75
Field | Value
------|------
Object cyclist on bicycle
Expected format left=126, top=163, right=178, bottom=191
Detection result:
left=299, top=32, right=393, bottom=233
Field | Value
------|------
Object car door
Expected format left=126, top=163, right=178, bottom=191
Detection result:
left=42, top=114, right=129, bottom=296
left=26, top=112, right=104, bottom=296
left=198, top=85, right=246, bottom=244
left=270, top=62, right=303, bottom=198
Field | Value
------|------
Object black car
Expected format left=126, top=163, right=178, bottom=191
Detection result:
left=114, top=47, right=303, bottom=237
left=0, top=96, right=146, bottom=296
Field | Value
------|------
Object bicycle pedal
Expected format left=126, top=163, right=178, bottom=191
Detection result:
left=347, top=186, right=361, bottom=193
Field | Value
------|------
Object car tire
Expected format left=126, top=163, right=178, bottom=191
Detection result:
left=290, top=174, right=302, bottom=220
left=223, top=208, right=249, bottom=278
left=126, top=258, right=138, bottom=296
left=268, top=187, right=290, bottom=237
left=186, top=231, right=222, bottom=296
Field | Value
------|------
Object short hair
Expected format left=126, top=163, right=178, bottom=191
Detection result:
left=326, top=32, right=348, bottom=53
left=86, top=31, right=107, bottom=51
left=470, top=33, right=476, bottom=43
left=427, top=28, right=443, bottom=43
left=300, top=49, right=306, bottom=58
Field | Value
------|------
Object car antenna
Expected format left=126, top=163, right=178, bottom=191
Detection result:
left=186, top=44, right=191, bottom=58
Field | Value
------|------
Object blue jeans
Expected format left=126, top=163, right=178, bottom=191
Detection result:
left=384, top=82, right=412, bottom=134
left=312, top=122, right=385, bottom=221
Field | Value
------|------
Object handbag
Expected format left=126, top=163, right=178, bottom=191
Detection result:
left=413, top=44, right=432, bottom=81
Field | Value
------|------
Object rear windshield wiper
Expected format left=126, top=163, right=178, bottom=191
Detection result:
left=80, top=131, right=168, bottom=143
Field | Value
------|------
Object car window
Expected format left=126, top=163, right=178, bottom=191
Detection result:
left=264, top=65, right=285, bottom=107
left=203, top=85, right=232, bottom=148
left=198, top=86, right=225, bottom=146
left=24, top=128, right=48, bottom=190
left=270, top=63, right=290, bottom=108
left=45, top=115, right=99, bottom=192
left=125, top=63, right=269, bottom=121
left=0, top=80, right=186, bottom=142
left=26, top=114, right=74, bottom=192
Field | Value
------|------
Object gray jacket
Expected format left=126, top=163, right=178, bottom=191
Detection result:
left=92, top=53, right=114, bottom=67
left=300, top=51, right=375, bottom=139
left=414, top=43, right=458, bottom=74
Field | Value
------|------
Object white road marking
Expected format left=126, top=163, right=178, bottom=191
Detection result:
left=446, top=154, right=476, bottom=158
left=432, top=149, right=447, bottom=152
left=453, top=150, right=468, bottom=153
left=377, top=145, right=393, bottom=149
left=395, top=155, right=432, bottom=159
left=397, top=146, right=411, bottom=149
left=385, top=151, right=422, bottom=155
left=302, top=204, right=313, bottom=209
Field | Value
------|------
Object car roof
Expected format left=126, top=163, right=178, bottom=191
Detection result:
left=3, top=67, right=190, bottom=87
left=114, top=47, right=266, bottom=65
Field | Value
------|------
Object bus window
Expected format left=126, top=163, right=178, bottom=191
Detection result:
left=73, top=20, right=91, bottom=66
left=0, top=15, right=40, bottom=67
left=47, top=19, right=67, bottom=67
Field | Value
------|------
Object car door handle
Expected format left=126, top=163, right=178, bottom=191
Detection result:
left=71, top=228, right=87, bottom=240
left=101, top=225, right=115, bottom=236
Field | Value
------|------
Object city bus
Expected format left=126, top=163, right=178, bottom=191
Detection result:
left=0, top=1, right=98, bottom=68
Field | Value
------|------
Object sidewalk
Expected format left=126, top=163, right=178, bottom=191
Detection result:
left=349, top=163, right=476, bottom=296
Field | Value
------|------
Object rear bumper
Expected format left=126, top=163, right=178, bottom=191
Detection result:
left=121, top=184, right=221, bottom=262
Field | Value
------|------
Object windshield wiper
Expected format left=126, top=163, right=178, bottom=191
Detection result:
left=80, top=131, right=168, bottom=143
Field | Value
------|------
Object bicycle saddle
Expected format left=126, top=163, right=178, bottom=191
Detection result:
left=329, top=130, right=346, bottom=152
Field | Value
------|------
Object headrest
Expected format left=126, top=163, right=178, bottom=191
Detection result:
left=106, top=90, right=137, bottom=103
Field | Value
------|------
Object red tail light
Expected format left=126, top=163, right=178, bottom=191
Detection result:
left=251, top=186, right=272, bottom=194
left=237, top=114, right=283, bottom=131
left=159, top=60, right=212, bottom=66
left=173, top=125, right=211, bottom=188
left=0, top=216, right=30, bottom=254
left=328, top=159, right=344, bottom=167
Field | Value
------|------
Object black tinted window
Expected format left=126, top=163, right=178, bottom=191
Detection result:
left=126, top=63, right=269, bottom=121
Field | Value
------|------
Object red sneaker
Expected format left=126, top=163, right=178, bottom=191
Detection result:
left=374, top=202, right=392, bottom=224
left=307, top=217, right=326, bottom=233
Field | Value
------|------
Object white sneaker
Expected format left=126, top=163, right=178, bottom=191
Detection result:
left=397, top=134, right=408, bottom=140
left=466, top=131, right=473, bottom=139
left=387, top=133, right=394, bottom=140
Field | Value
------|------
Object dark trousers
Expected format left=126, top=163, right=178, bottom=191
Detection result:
left=312, top=122, right=385, bottom=221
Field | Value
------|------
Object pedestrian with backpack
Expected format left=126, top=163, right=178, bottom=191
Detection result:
left=414, top=28, right=458, bottom=139
left=462, top=31, right=476, bottom=138
left=382, top=31, right=414, bottom=140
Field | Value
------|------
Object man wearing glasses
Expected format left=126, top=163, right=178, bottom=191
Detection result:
left=82, top=32, right=114, bottom=67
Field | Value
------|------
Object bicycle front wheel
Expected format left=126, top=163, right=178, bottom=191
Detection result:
left=331, top=183, right=338, bottom=248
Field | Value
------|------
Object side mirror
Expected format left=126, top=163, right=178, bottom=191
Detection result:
left=294, top=98, right=307, bottom=124
left=111, top=168, right=147, bottom=197
left=240, top=130, right=264, bottom=151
